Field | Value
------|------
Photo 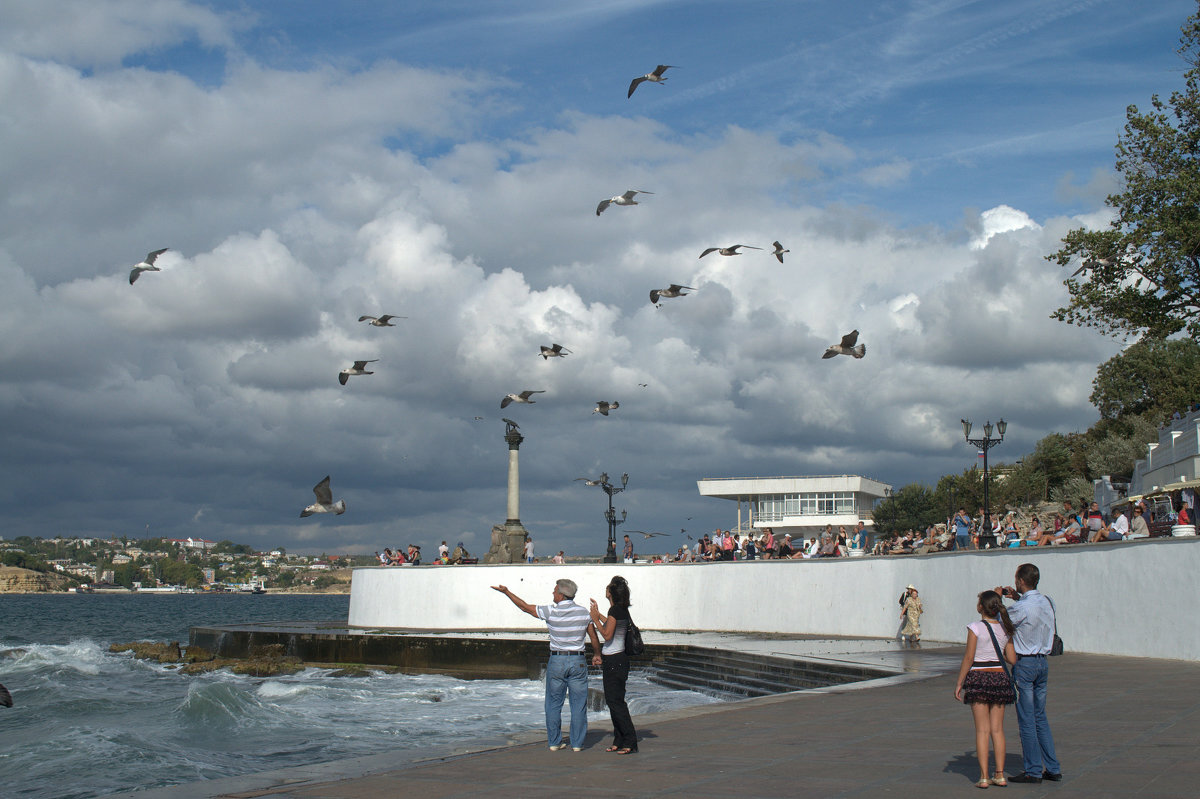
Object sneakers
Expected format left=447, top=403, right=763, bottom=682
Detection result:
left=572, top=747, right=583, bottom=752
left=548, top=744, right=565, bottom=751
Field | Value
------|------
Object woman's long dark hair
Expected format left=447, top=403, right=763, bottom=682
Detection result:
left=607, top=575, right=631, bottom=608
left=979, top=590, right=1015, bottom=636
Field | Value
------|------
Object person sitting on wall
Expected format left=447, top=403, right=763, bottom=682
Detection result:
left=450, top=542, right=469, bottom=563
left=1127, top=503, right=1150, bottom=539
left=378, top=549, right=393, bottom=565
left=778, top=534, right=794, bottom=559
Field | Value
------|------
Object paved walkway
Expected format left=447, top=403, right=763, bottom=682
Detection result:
left=112, top=643, right=1200, bottom=799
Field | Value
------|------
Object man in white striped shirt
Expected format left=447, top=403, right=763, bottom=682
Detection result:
left=493, top=579, right=601, bottom=751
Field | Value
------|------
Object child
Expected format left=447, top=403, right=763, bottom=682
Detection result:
left=954, top=590, right=1017, bottom=788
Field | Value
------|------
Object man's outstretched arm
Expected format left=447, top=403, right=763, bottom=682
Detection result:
left=492, top=585, right=539, bottom=618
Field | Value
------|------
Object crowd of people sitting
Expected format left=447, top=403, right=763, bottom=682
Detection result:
left=870, top=497, right=1193, bottom=555
left=664, top=522, right=871, bottom=562
left=376, top=540, right=474, bottom=566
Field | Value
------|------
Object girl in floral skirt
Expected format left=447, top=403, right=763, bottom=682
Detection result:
left=954, top=590, right=1017, bottom=788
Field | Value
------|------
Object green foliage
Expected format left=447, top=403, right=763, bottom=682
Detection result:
left=1091, top=338, right=1200, bottom=420
left=876, top=484, right=940, bottom=533
left=312, top=575, right=337, bottom=589
left=1047, top=5, right=1200, bottom=341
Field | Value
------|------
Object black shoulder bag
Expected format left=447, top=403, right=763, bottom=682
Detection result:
left=624, top=615, right=645, bottom=656
left=1047, top=595, right=1064, bottom=656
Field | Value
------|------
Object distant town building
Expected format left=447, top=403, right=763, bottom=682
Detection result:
left=1127, top=408, right=1200, bottom=504
left=167, top=538, right=216, bottom=551
left=697, top=474, right=892, bottom=538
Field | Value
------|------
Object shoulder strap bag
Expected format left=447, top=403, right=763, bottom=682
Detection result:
left=983, top=621, right=1015, bottom=686
left=624, top=615, right=645, bottom=656
left=1046, top=595, right=1064, bottom=655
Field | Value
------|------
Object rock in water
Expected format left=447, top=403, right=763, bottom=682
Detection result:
left=0, top=683, right=11, bottom=707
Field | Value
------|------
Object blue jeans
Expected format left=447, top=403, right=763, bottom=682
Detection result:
left=955, top=534, right=971, bottom=550
left=1013, top=657, right=1060, bottom=776
left=544, top=653, right=588, bottom=749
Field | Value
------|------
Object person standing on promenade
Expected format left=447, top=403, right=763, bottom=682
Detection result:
left=524, top=534, right=535, bottom=564
left=492, top=579, right=601, bottom=751
left=589, top=575, right=638, bottom=755
left=954, top=590, right=1017, bottom=788
left=996, top=563, right=1062, bottom=784
left=953, top=508, right=972, bottom=551
left=900, top=584, right=922, bottom=646
left=623, top=534, right=634, bottom=562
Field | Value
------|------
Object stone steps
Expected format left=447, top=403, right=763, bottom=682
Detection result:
left=645, top=649, right=890, bottom=699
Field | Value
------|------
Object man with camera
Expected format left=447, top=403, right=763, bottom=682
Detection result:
left=995, top=563, right=1062, bottom=784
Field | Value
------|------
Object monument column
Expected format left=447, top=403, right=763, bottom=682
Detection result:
left=485, top=419, right=529, bottom=564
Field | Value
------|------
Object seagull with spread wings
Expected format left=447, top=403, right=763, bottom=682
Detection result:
left=501, top=390, right=545, bottom=409
left=649, top=284, right=695, bottom=306
left=626, top=530, right=670, bottom=539
left=539, top=343, right=572, bottom=359
left=593, top=400, right=620, bottom=416
left=339, top=359, right=378, bottom=385
left=596, top=189, right=653, bottom=216
left=822, top=330, right=866, bottom=359
left=300, top=476, right=346, bottom=517
left=771, top=241, right=790, bottom=263
left=358, top=315, right=406, bottom=327
left=628, top=64, right=676, bottom=98
left=129, top=248, right=169, bottom=284
left=699, top=244, right=761, bottom=258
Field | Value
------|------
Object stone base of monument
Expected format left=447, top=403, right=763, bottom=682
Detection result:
left=484, top=521, right=529, bottom=564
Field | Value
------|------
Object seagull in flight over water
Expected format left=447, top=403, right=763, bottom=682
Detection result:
left=628, top=65, right=677, bottom=98
left=699, top=245, right=761, bottom=259
left=596, top=190, right=653, bottom=216
left=300, top=476, right=346, bottom=517
left=822, top=330, right=866, bottom=359
left=129, top=248, right=169, bottom=284
left=501, top=390, right=545, bottom=409
left=339, top=359, right=378, bottom=385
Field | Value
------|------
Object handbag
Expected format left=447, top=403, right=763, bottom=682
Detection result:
left=1047, top=596, right=1064, bottom=656
left=624, top=616, right=645, bottom=656
left=983, top=621, right=1015, bottom=686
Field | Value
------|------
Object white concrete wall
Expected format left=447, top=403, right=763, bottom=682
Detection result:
left=348, top=539, right=1200, bottom=661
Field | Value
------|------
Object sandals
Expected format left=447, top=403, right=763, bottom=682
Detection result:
left=975, top=778, right=990, bottom=788
left=615, top=747, right=637, bottom=755
left=990, top=773, right=1007, bottom=787
left=605, top=746, right=621, bottom=753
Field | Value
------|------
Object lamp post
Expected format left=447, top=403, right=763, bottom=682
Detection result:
left=884, top=487, right=897, bottom=534
left=962, top=418, right=1007, bottom=548
left=595, top=472, right=629, bottom=563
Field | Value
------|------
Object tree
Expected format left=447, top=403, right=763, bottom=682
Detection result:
left=1090, top=338, right=1200, bottom=420
left=1048, top=4, right=1200, bottom=341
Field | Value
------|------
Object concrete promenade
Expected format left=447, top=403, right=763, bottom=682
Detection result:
left=114, top=645, right=1200, bottom=799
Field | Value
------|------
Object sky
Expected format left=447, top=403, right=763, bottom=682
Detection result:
left=0, top=0, right=1194, bottom=556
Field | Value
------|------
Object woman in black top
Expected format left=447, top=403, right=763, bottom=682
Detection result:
left=590, top=575, right=637, bottom=754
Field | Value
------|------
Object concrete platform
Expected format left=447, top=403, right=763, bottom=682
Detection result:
left=109, top=643, right=1200, bottom=799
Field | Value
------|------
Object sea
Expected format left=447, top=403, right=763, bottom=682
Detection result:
left=0, top=594, right=719, bottom=799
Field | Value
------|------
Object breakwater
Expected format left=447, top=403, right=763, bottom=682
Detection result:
left=349, top=538, right=1200, bottom=660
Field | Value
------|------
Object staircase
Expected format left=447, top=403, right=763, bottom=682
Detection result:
left=644, top=649, right=891, bottom=700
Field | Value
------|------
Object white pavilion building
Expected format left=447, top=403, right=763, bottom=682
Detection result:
left=697, top=474, right=893, bottom=539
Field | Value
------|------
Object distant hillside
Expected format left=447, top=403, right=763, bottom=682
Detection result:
left=0, top=566, right=74, bottom=593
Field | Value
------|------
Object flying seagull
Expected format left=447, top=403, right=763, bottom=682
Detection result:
left=593, top=400, right=620, bottom=416
left=358, top=315, right=406, bottom=326
left=575, top=476, right=605, bottom=486
left=650, top=284, right=695, bottom=305
left=539, top=343, right=572, bottom=359
left=339, top=359, right=378, bottom=385
left=699, top=245, right=762, bottom=258
left=473, top=416, right=484, bottom=421
left=771, top=241, right=790, bottom=263
left=628, top=64, right=677, bottom=98
left=501, top=390, right=545, bottom=409
left=300, top=476, right=346, bottom=517
left=129, top=248, right=169, bottom=285
left=638, top=383, right=648, bottom=388
left=626, top=530, right=670, bottom=539
left=822, top=330, right=866, bottom=359
left=0, top=683, right=11, bottom=708
left=596, top=190, right=653, bottom=216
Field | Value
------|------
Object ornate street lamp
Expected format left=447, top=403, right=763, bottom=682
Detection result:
left=585, top=472, right=629, bottom=563
left=884, top=487, right=897, bottom=534
left=962, top=418, right=1007, bottom=548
